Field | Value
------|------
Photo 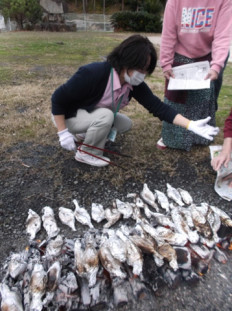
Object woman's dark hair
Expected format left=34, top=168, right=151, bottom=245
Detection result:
left=107, top=34, right=157, bottom=75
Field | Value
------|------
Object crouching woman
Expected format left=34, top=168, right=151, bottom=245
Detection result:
left=52, top=35, right=219, bottom=167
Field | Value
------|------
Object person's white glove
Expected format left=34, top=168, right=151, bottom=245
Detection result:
left=58, top=128, right=76, bottom=151
left=187, top=116, right=219, bottom=141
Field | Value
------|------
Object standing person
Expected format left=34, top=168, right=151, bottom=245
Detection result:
left=211, top=110, right=232, bottom=171
left=52, top=35, right=219, bottom=167
left=157, top=0, right=232, bottom=151
left=214, top=52, right=230, bottom=111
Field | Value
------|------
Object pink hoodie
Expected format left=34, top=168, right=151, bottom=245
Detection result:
left=224, top=110, right=232, bottom=138
left=160, top=0, right=232, bottom=73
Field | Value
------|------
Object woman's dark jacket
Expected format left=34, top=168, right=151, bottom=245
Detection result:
left=52, top=61, right=178, bottom=123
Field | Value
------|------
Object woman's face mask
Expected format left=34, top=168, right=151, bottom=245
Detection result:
left=124, top=70, right=146, bottom=86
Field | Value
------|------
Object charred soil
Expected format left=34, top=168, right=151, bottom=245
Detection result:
left=0, top=139, right=232, bottom=311
left=0, top=31, right=232, bottom=311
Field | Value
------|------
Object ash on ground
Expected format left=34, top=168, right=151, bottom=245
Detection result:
left=0, top=142, right=232, bottom=311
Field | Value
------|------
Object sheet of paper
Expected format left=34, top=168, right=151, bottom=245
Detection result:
left=209, top=145, right=232, bottom=201
left=168, top=61, right=210, bottom=90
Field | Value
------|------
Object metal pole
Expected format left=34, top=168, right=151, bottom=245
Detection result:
left=83, top=0, right=87, bottom=31
left=103, top=0, right=105, bottom=31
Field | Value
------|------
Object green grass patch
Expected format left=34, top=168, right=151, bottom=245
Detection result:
left=0, top=67, right=14, bottom=83
left=0, top=32, right=122, bottom=68
left=215, top=64, right=232, bottom=127
left=18, top=127, right=36, bottom=138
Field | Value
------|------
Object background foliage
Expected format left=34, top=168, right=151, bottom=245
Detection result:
left=111, top=11, right=162, bottom=32
left=0, top=0, right=42, bottom=29
left=67, top=0, right=166, bottom=14
left=0, top=0, right=165, bottom=30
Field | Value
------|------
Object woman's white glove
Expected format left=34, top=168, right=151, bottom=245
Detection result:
left=58, top=128, right=76, bottom=151
left=187, top=117, right=219, bottom=141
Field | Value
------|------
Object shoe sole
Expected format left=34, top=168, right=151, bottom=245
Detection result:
left=75, top=155, right=109, bottom=167
left=156, top=144, right=167, bottom=150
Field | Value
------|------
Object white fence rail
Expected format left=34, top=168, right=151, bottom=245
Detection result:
left=0, top=13, right=114, bottom=32
left=64, top=13, right=114, bottom=32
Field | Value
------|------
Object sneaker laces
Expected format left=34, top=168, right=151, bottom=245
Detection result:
left=77, top=141, right=132, bottom=158
left=77, top=147, right=126, bottom=169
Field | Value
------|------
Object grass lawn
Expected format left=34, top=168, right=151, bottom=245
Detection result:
left=0, top=31, right=231, bottom=183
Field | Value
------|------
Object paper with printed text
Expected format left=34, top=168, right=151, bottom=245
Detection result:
left=168, top=61, right=210, bottom=90
left=209, top=145, right=232, bottom=201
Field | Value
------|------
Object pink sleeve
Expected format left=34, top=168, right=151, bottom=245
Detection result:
left=224, top=110, right=232, bottom=138
left=160, top=0, right=178, bottom=72
left=211, top=0, right=232, bottom=73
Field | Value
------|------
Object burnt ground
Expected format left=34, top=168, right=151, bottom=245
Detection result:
left=0, top=139, right=232, bottom=311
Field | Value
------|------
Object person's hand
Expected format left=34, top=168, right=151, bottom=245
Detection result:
left=187, top=116, right=219, bottom=140
left=163, top=69, right=175, bottom=80
left=211, top=137, right=232, bottom=171
left=204, top=69, right=218, bottom=81
left=58, top=128, right=76, bottom=151
left=211, top=152, right=231, bottom=171
left=222, top=173, right=232, bottom=187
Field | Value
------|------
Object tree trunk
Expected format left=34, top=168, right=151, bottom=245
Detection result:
left=82, top=0, right=86, bottom=14
left=92, top=0, right=96, bottom=12
left=103, top=0, right=105, bottom=15
left=15, top=14, right=24, bottom=30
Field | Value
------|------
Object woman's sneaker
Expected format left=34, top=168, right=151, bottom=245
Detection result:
left=75, top=149, right=110, bottom=167
left=156, top=138, right=167, bottom=150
